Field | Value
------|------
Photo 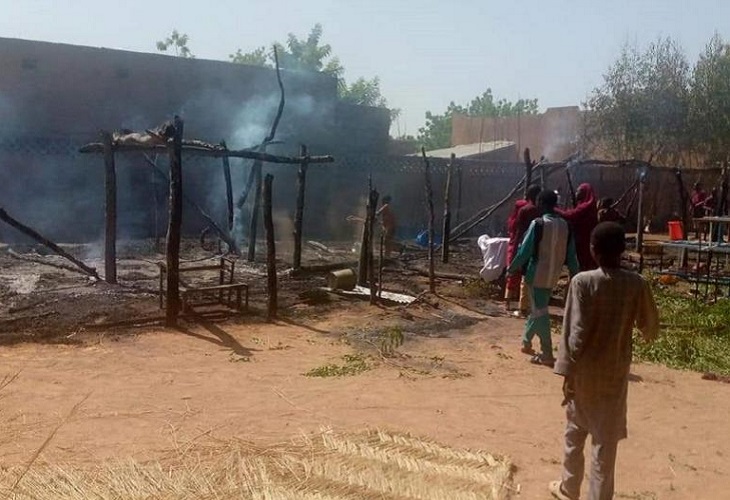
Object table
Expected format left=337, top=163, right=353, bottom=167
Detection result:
left=660, top=235, right=730, bottom=300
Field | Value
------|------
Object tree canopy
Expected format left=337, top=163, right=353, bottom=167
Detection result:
left=584, top=37, right=690, bottom=164
left=156, top=25, right=391, bottom=112
left=416, top=90, right=539, bottom=150
left=585, top=34, right=730, bottom=166
left=156, top=30, right=194, bottom=58
left=229, top=24, right=389, bottom=110
left=689, top=34, right=730, bottom=164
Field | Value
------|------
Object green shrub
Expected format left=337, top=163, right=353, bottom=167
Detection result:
left=633, top=285, right=730, bottom=375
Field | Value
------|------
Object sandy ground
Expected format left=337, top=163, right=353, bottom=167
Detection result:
left=1, top=302, right=729, bottom=500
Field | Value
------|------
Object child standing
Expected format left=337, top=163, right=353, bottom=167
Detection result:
left=550, top=222, right=659, bottom=500
left=377, top=195, right=398, bottom=257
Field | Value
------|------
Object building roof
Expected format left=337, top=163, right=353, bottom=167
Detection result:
left=418, top=141, right=515, bottom=159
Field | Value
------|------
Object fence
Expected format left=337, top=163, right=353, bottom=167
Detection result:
left=0, top=136, right=721, bottom=245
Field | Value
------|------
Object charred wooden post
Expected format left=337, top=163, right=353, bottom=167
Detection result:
left=165, top=116, right=184, bottom=327
left=263, top=173, right=277, bottom=321
left=540, top=162, right=546, bottom=188
left=0, top=207, right=99, bottom=279
left=636, top=167, right=647, bottom=273
left=566, top=164, right=578, bottom=208
left=150, top=154, right=161, bottom=251
left=249, top=46, right=285, bottom=264
left=220, top=140, right=234, bottom=232
left=247, top=160, right=263, bottom=262
left=378, top=230, right=385, bottom=300
left=455, top=159, right=463, bottom=225
left=368, top=189, right=379, bottom=305
left=293, top=144, right=309, bottom=270
left=357, top=177, right=373, bottom=286
left=721, top=165, right=729, bottom=216
left=441, top=153, right=455, bottom=263
left=422, top=148, right=436, bottom=293
left=523, top=148, right=533, bottom=198
left=101, top=131, right=117, bottom=284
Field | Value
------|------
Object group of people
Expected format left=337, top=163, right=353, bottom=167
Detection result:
left=504, top=183, right=659, bottom=500
left=505, top=183, right=604, bottom=322
left=690, top=181, right=718, bottom=220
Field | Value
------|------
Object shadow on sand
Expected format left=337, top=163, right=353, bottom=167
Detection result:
left=175, top=313, right=257, bottom=357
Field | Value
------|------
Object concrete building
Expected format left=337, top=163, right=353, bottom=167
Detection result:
left=450, top=106, right=581, bottom=162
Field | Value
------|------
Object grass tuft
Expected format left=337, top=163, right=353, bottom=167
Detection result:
left=304, top=354, right=371, bottom=377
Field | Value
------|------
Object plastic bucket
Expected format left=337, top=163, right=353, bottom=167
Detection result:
left=415, top=230, right=442, bottom=247
left=327, top=269, right=357, bottom=291
left=667, top=221, right=683, bottom=241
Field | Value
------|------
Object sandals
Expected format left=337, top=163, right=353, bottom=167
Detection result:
left=530, top=354, right=555, bottom=368
left=549, top=480, right=576, bottom=500
left=520, top=343, right=536, bottom=355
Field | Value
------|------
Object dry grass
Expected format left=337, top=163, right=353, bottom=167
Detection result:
left=0, top=428, right=514, bottom=500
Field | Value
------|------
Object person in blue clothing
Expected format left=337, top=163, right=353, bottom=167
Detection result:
left=507, top=189, right=579, bottom=367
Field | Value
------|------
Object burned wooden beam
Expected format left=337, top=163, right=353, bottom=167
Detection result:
left=263, top=173, right=277, bottom=321
left=263, top=45, right=286, bottom=145
left=378, top=231, right=385, bottom=301
left=455, top=159, right=463, bottom=225
left=523, top=148, right=533, bottom=198
left=292, top=144, right=309, bottom=271
left=0, top=207, right=99, bottom=279
left=247, top=159, right=264, bottom=262
left=165, top=116, right=184, bottom=327
left=636, top=169, right=647, bottom=272
left=79, top=142, right=334, bottom=165
left=220, top=140, right=234, bottom=232
left=101, top=130, right=117, bottom=284
left=357, top=178, right=373, bottom=287
left=441, top=153, right=454, bottom=264
left=368, top=188, right=379, bottom=305
left=421, top=148, right=436, bottom=294
left=566, top=164, right=578, bottom=208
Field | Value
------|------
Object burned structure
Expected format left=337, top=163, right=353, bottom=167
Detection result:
left=0, top=37, right=706, bottom=256
left=0, top=37, right=389, bottom=244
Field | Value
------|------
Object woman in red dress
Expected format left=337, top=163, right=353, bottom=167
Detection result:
left=505, top=185, right=541, bottom=310
left=557, top=183, right=599, bottom=271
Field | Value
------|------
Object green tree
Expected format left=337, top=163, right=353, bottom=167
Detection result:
left=417, top=90, right=539, bottom=150
left=584, top=37, right=690, bottom=163
left=339, top=76, right=387, bottom=107
left=465, top=89, right=539, bottom=116
left=229, top=47, right=270, bottom=67
left=276, top=23, right=344, bottom=79
left=689, top=34, right=730, bottom=164
left=229, top=25, right=391, bottom=113
left=156, top=29, right=194, bottom=58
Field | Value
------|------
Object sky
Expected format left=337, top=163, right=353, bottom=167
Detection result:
left=1, top=0, right=728, bottom=136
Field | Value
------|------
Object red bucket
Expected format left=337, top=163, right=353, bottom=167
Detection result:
left=668, top=221, right=683, bottom=241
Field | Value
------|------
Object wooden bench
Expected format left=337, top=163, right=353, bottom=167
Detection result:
left=158, top=258, right=249, bottom=313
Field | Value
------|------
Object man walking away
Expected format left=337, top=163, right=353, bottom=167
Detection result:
left=507, top=190, right=579, bottom=367
left=550, top=222, right=659, bottom=500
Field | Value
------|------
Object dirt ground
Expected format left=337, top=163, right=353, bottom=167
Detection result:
left=1, top=240, right=729, bottom=499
